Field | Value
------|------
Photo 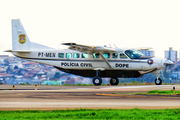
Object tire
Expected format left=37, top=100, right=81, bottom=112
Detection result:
left=110, top=77, right=119, bottom=85
left=93, top=76, right=102, bottom=86
left=155, top=78, right=162, bottom=85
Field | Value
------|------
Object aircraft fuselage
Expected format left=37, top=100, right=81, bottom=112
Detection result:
left=12, top=49, right=165, bottom=78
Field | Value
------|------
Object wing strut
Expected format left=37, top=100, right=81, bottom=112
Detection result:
left=99, top=51, right=113, bottom=69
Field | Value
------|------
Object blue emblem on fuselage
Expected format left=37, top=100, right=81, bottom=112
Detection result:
left=147, top=59, right=153, bottom=65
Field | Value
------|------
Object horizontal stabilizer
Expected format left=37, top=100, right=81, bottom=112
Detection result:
left=4, top=50, right=31, bottom=53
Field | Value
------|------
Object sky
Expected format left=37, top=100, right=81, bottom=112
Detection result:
left=0, top=0, right=180, bottom=58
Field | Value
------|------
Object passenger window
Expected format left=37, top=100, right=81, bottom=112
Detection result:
left=103, top=53, right=110, bottom=58
left=73, top=53, right=80, bottom=58
left=58, top=53, right=64, bottom=58
left=82, top=53, right=88, bottom=58
left=112, top=53, right=118, bottom=58
left=93, top=53, right=100, bottom=58
left=66, top=53, right=72, bottom=58
left=120, top=53, right=127, bottom=59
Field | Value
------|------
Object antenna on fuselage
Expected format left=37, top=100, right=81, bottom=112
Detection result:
left=114, top=44, right=117, bottom=48
left=109, top=44, right=112, bottom=48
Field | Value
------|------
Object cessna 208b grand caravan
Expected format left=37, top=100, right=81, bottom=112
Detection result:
left=5, top=19, right=174, bottom=86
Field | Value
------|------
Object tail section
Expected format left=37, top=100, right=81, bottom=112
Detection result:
left=11, top=19, right=54, bottom=51
left=12, top=19, right=31, bottom=51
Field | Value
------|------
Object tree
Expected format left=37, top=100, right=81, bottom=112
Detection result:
left=17, top=69, right=24, bottom=75
left=14, top=65, right=19, bottom=69
left=54, top=72, right=61, bottom=79
left=3, top=59, right=10, bottom=66
left=6, top=66, right=13, bottom=74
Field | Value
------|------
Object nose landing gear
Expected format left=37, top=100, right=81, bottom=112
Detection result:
left=154, top=71, right=162, bottom=85
left=155, top=78, right=162, bottom=85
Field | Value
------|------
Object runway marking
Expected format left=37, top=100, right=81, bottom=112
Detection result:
left=74, top=85, right=180, bottom=91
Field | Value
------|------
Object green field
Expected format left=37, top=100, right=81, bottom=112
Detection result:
left=1, top=109, right=180, bottom=120
left=110, top=90, right=180, bottom=95
left=145, top=90, right=180, bottom=95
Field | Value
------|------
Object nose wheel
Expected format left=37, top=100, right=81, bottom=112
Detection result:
left=155, top=78, right=162, bottom=85
left=154, top=70, right=162, bottom=85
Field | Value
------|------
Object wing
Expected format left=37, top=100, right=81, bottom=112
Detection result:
left=62, top=43, right=117, bottom=69
left=130, top=47, right=153, bottom=51
left=61, top=43, right=117, bottom=53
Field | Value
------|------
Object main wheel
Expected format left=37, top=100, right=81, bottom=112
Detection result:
left=155, top=78, right=162, bottom=85
left=93, top=76, right=102, bottom=86
left=110, top=77, right=119, bottom=85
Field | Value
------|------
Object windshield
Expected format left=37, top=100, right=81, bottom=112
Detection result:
left=125, top=50, right=144, bottom=59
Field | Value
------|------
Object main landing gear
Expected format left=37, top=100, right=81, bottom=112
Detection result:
left=92, top=70, right=102, bottom=86
left=92, top=76, right=102, bottom=86
left=92, top=76, right=119, bottom=86
left=110, top=77, right=119, bottom=85
left=92, top=70, right=119, bottom=86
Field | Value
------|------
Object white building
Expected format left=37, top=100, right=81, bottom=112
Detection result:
left=165, top=47, right=177, bottom=61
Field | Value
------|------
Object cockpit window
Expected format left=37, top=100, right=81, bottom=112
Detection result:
left=120, top=53, right=127, bottom=59
left=125, top=50, right=144, bottom=59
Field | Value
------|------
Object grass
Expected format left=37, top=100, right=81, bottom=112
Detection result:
left=111, top=90, right=180, bottom=95
left=146, top=90, right=180, bottom=95
left=1, top=109, right=180, bottom=120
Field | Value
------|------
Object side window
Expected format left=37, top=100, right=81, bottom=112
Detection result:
left=120, top=53, right=127, bottom=59
left=73, top=53, right=80, bottom=58
left=112, top=53, right=118, bottom=58
left=82, top=53, right=88, bottom=58
left=103, top=53, right=110, bottom=58
left=93, top=53, right=100, bottom=58
left=66, top=53, right=72, bottom=58
left=58, top=53, right=64, bottom=58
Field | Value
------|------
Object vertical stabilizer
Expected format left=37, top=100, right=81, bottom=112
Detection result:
left=12, top=19, right=31, bottom=50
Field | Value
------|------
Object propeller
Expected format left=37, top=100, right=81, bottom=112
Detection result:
left=162, top=60, right=174, bottom=78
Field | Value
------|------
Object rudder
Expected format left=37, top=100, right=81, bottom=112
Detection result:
left=12, top=19, right=31, bottom=51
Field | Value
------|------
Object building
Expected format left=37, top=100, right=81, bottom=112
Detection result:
left=140, top=50, right=154, bottom=56
left=0, top=55, right=9, bottom=59
left=165, top=47, right=177, bottom=61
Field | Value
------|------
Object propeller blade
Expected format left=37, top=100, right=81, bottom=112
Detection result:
left=164, top=60, right=174, bottom=65
left=162, top=60, right=173, bottom=78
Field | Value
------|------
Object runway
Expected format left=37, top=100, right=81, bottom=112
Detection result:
left=0, top=85, right=180, bottom=110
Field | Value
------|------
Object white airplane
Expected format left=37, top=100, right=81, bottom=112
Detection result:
left=5, top=19, right=174, bottom=86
